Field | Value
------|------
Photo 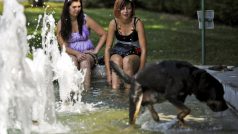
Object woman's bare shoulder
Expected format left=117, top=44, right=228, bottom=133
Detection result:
left=109, top=19, right=117, bottom=26
left=135, top=17, right=144, bottom=28
left=135, top=17, right=143, bottom=24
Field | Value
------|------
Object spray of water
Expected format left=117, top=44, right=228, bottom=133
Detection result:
left=0, top=0, right=94, bottom=133
left=0, top=0, right=37, bottom=133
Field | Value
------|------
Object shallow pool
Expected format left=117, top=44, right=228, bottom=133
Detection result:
left=57, top=79, right=238, bottom=134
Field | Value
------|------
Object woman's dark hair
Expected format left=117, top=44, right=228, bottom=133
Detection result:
left=114, top=0, right=135, bottom=18
left=60, top=0, right=84, bottom=41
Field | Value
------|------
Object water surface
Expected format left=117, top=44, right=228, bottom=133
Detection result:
left=57, top=79, right=238, bottom=134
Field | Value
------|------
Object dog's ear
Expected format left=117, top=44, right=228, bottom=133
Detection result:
left=192, top=69, right=215, bottom=101
left=110, top=61, right=134, bottom=84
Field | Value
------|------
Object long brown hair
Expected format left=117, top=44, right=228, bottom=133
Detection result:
left=60, top=0, right=84, bottom=41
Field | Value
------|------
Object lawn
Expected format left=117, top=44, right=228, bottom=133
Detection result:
left=1, top=2, right=238, bottom=65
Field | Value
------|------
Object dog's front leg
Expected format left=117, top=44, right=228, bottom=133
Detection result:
left=168, top=97, right=191, bottom=127
left=147, top=104, right=160, bottom=122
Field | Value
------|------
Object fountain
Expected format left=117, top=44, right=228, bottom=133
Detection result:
left=0, top=0, right=37, bottom=133
left=0, top=0, right=87, bottom=133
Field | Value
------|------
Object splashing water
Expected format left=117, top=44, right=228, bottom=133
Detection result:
left=40, top=9, right=97, bottom=114
left=0, top=0, right=94, bottom=133
left=0, top=0, right=36, bottom=133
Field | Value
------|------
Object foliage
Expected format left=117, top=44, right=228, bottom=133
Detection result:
left=205, top=0, right=238, bottom=26
left=136, top=0, right=238, bottom=26
left=82, top=0, right=114, bottom=8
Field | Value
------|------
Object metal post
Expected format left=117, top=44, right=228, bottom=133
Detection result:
left=201, top=0, right=206, bottom=65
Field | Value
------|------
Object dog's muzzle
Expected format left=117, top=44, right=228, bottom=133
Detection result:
left=207, top=99, right=228, bottom=112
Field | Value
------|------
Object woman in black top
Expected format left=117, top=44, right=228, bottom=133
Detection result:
left=105, top=0, right=147, bottom=89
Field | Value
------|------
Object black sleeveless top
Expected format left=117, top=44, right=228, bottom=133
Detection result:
left=114, top=17, right=139, bottom=43
left=110, top=17, right=141, bottom=57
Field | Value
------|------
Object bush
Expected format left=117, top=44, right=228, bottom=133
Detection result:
left=136, top=0, right=238, bottom=26
left=206, top=0, right=238, bottom=26
left=45, top=0, right=237, bottom=26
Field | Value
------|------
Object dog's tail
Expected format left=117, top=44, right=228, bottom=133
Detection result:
left=110, top=60, right=142, bottom=125
left=110, top=61, right=133, bottom=84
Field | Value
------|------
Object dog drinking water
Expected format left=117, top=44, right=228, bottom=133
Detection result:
left=110, top=60, right=228, bottom=126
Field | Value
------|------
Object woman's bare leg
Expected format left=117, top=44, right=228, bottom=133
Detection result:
left=110, top=54, right=123, bottom=89
left=80, top=54, right=95, bottom=90
left=123, top=55, right=140, bottom=89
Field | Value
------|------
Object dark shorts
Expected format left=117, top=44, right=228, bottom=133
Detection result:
left=110, top=43, right=141, bottom=58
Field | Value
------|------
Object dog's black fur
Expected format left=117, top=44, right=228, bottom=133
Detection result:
left=110, top=60, right=228, bottom=126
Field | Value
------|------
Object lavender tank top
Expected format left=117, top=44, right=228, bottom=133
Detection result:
left=68, top=15, right=94, bottom=52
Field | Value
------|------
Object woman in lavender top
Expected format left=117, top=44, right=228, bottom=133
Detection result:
left=57, top=0, right=107, bottom=89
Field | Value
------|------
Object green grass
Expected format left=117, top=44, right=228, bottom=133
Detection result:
left=1, top=2, right=238, bottom=65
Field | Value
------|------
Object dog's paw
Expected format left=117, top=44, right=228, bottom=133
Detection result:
left=151, top=114, right=160, bottom=122
left=177, top=120, right=189, bottom=128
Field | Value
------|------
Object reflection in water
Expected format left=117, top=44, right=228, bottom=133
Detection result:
left=82, top=79, right=129, bottom=109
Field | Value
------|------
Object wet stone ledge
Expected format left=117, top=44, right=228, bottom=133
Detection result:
left=212, top=67, right=238, bottom=112
left=92, top=65, right=106, bottom=79
left=203, top=66, right=238, bottom=113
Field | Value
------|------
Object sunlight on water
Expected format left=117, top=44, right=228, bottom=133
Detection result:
left=57, top=108, right=152, bottom=134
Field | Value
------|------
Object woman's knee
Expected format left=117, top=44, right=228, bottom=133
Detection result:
left=123, top=56, right=140, bottom=74
left=80, top=54, right=94, bottom=69
left=110, top=54, right=123, bottom=65
left=123, top=56, right=138, bottom=68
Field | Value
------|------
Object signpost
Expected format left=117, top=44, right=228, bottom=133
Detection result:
left=201, top=0, right=205, bottom=65
left=197, top=0, right=214, bottom=65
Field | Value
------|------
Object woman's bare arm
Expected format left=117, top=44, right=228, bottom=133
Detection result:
left=136, top=19, right=147, bottom=70
left=104, top=20, right=116, bottom=85
left=86, top=16, right=107, bottom=54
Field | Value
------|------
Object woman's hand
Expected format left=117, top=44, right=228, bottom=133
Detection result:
left=76, top=52, right=87, bottom=61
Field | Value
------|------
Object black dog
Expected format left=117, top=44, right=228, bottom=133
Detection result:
left=110, top=60, right=228, bottom=126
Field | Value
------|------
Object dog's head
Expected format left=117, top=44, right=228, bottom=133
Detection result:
left=205, top=81, right=228, bottom=112
left=193, top=69, right=228, bottom=112
left=110, top=61, right=143, bottom=124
